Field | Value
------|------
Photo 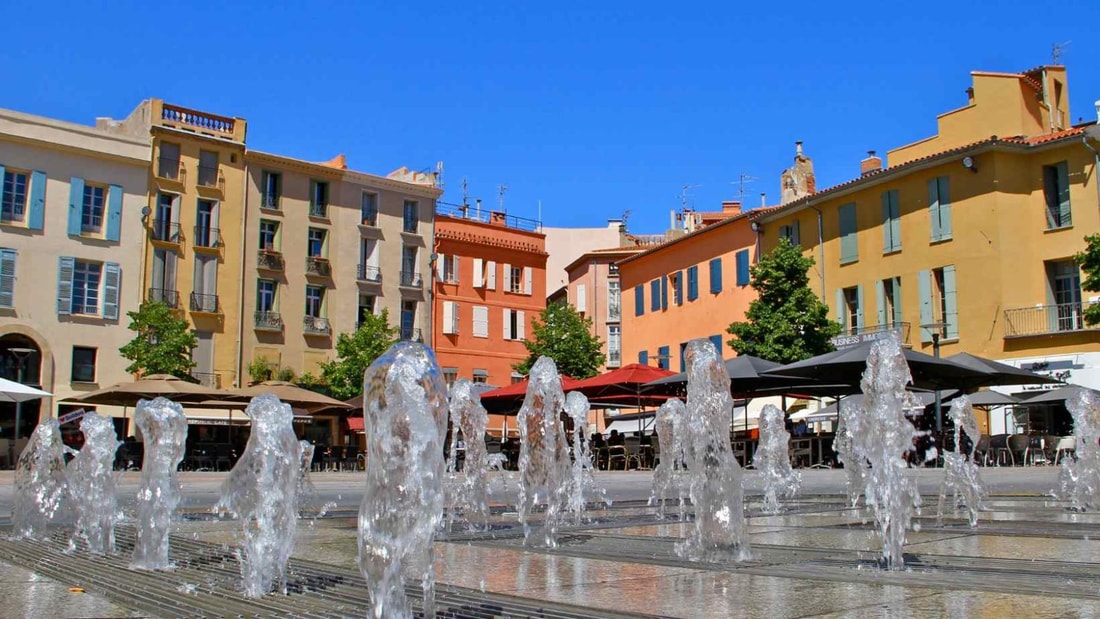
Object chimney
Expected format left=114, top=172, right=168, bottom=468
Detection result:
left=860, top=150, right=883, bottom=176
left=720, top=200, right=741, bottom=216
left=795, top=141, right=803, bottom=157
left=490, top=211, right=507, bottom=226
left=760, top=192, right=767, bottom=208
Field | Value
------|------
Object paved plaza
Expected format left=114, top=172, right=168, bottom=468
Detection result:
left=0, top=467, right=1098, bottom=618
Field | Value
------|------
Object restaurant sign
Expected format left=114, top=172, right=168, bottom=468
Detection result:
left=830, top=326, right=903, bottom=350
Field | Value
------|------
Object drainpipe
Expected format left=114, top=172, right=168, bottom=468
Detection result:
left=809, top=203, right=826, bottom=300
left=1083, top=136, right=1100, bottom=209
left=235, top=154, right=249, bottom=389
left=1041, top=69, right=1054, bottom=133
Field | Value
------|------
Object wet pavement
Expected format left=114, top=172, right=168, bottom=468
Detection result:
left=1, top=467, right=1098, bottom=618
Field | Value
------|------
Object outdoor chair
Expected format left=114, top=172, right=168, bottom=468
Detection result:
left=324, top=446, right=344, bottom=471
left=790, top=438, right=812, bottom=469
left=607, top=445, right=628, bottom=470
left=973, top=435, right=991, bottom=465
left=189, top=444, right=215, bottom=471
left=1007, top=434, right=1030, bottom=466
left=343, top=447, right=361, bottom=471
left=1053, top=436, right=1077, bottom=464
left=624, top=438, right=644, bottom=470
left=990, top=434, right=1012, bottom=466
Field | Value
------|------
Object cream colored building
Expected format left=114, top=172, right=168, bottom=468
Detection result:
left=0, top=106, right=149, bottom=444
left=241, top=152, right=440, bottom=381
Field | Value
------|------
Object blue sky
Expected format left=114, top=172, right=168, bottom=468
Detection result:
left=2, top=1, right=1099, bottom=234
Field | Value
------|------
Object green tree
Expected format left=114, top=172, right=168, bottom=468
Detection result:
left=119, top=300, right=199, bottom=379
left=1076, top=233, right=1100, bottom=326
left=726, top=239, right=840, bottom=364
left=514, top=303, right=605, bottom=379
left=318, top=308, right=400, bottom=400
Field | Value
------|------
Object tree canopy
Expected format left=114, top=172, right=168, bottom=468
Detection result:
left=318, top=308, right=400, bottom=400
left=1076, top=233, right=1100, bottom=326
left=514, top=302, right=605, bottom=379
left=119, top=301, right=199, bottom=379
left=726, top=239, right=840, bottom=364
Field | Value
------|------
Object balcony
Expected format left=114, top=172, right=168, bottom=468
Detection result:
left=156, top=157, right=182, bottom=181
left=254, top=311, right=283, bottom=331
left=1004, top=302, right=1099, bottom=338
left=357, top=264, right=382, bottom=283
left=400, top=327, right=422, bottom=342
left=190, top=292, right=220, bottom=314
left=309, top=202, right=328, bottom=218
left=197, top=165, right=222, bottom=191
left=190, top=372, right=220, bottom=389
left=400, top=271, right=422, bottom=288
left=261, top=193, right=280, bottom=211
left=159, top=103, right=243, bottom=142
left=148, top=288, right=180, bottom=309
left=193, top=226, right=221, bottom=250
left=257, top=250, right=284, bottom=272
left=303, top=315, right=331, bottom=336
left=830, top=322, right=911, bottom=349
left=305, top=256, right=331, bottom=278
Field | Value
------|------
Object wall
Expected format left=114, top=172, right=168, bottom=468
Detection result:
left=542, top=222, right=623, bottom=298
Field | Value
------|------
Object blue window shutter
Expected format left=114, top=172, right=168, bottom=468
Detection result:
left=918, top=270, right=933, bottom=343
left=709, top=334, right=723, bottom=358
left=679, top=342, right=687, bottom=373
left=638, top=350, right=648, bottom=365
left=650, top=280, right=660, bottom=311
left=943, top=265, right=958, bottom=339
left=106, top=184, right=123, bottom=241
left=660, top=275, right=668, bottom=311
left=875, top=279, right=886, bottom=326
left=674, top=271, right=683, bottom=305
left=0, top=249, right=15, bottom=308
left=892, top=277, right=903, bottom=325
left=103, top=262, right=121, bottom=320
left=657, top=346, right=670, bottom=370
left=937, top=176, right=952, bottom=240
left=687, top=266, right=698, bottom=301
left=709, top=258, right=722, bottom=293
left=1057, top=161, right=1071, bottom=227
left=735, top=250, right=749, bottom=286
left=28, top=171, right=46, bottom=230
left=634, top=285, right=644, bottom=316
left=856, top=284, right=865, bottom=330
left=57, top=256, right=75, bottom=315
left=835, top=288, right=846, bottom=327
left=839, top=203, right=857, bottom=262
left=68, top=177, right=84, bottom=236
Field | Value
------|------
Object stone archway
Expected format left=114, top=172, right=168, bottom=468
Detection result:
left=0, top=325, right=54, bottom=442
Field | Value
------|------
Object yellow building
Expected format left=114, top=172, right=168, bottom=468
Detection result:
left=751, top=65, right=1100, bottom=434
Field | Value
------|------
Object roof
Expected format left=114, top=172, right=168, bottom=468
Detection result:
left=563, top=246, right=645, bottom=274
left=616, top=210, right=756, bottom=266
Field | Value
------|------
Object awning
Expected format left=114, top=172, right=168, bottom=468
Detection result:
left=347, top=417, right=364, bottom=432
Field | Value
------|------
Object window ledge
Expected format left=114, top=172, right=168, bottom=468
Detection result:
left=71, top=381, right=99, bottom=388
left=1044, top=225, right=1074, bottom=233
left=839, top=258, right=859, bottom=266
left=883, top=248, right=902, bottom=256
left=930, top=237, right=953, bottom=245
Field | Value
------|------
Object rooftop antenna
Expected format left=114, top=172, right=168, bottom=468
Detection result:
left=498, top=184, right=508, bottom=210
left=461, top=177, right=469, bottom=207
left=622, top=209, right=632, bottom=231
left=1052, top=41, right=1071, bottom=64
left=680, top=184, right=701, bottom=211
left=436, top=161, right=444, bottom=191
left=730, top=173, right=757, bottom=202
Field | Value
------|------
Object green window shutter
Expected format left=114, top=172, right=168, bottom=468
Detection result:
left=875, top=279, right=886, bottom=326
left=105, top=184, right=123, bottom=241
left=791, top=220, right=800, bottom=246
left=57, top=256, right=75, bottom=315
left=0, top=249, right=15, bottom=308
left=937, top=176, right=952, bottom=240
left=839, top=203, right=857, bottom=263
left=634, top=285, right=644, bottom=316
left=660, top=275, right=668, bottom=311
left=918, top=270, right=933, bottom=343
left=856, top=284, right=865, bottom=330
left=927, top=178, right=941, bottom=241
left=28, top=171, right=46, bottom=230
left=68, top=177, right=84, bottom=236
left=881, top=190, right=900, bottom=252
left=835, top=288, right=846, bottom=327
left=687, top=266, right=698, bottom=301
left=1057, top=161, right=1071, bottom=227
left=892, top=277, right=903, bottom=325
left=650, top=280, right=660, bottom=312
left=103, top=262, right=121, bottom=320
left=943, top=265, right=958, bottom=339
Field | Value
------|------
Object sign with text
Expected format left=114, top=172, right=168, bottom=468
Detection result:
left=58, top=408, right=87, bottom=425
left=830, top=327, right=903, bottom=350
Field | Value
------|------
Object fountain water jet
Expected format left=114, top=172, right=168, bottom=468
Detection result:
left=757, top=404, right=801, bottom=513
left=130, top=397, right=187, bottom=570
left=937, top=395, right=985, bottom=526
left=516, top=357, right=571, bottom=548
left=447, top=379, right=490, bottom=532
left=1059, top=389, right=1100, bottom=511
left=297, top=440, right=319, bottom=516
left=853, top=337, right=921, bottom=570
left=12, top=419, right=67, bottom=540
left=649, top=398, right=687, bottom=519
left=359, top=342, right=448, bottom=619
left=676, top=339, right=749, bottom=561
left=833, top=399, right=864, bottom=507
left=66, top=412, right=122, bottom=553
left=564, top=391, right=607, bottom=524
left=217, top=394, right=303, bottom=597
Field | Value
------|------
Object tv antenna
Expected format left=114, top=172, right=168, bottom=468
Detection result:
left=621, top=209, right=632, bottom=230
left=1052, top=40, right=1071, bottom=64
left=461, top=177, right=469, bottom=206
left=498, top=184, right=508, bottom=210
left=436, top=161, right=444, bottom=191
left=731, top=173, right=757, bottom=202
left=680, top=184, right=701, bottom=210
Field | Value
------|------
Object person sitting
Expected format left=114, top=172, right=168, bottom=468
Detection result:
left=590, top=432, right=605, bottom=449
left=607, top=429, right=624, bottom=446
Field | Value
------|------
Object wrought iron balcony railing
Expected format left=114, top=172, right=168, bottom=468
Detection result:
left=193, top=226, right=220, bottom=249
left=1004, top=302, right=1099, bottom=337
left=148, top=288, right=180, bottom=309
left=261, top=193, right=280, bottom=210
left=190, top=292, right=220, bottom=313
left=400, top=271, right=422, bottom=287
left=254, top=311, right=283, bottom=330
left=303, top=316, right=331, bottom=336
left=150, top=220, right=181, bottom=243
left=257, top=249, right=284, bottom=271
left=357, top=264, right=382, bottom=283
left=305, top=256, right=331, bottom=277
left=309, top=202, right=328, bottom=218
left=190, top=372, right=220, bottom=389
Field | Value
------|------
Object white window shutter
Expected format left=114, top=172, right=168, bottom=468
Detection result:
left=473, top=258, right=484, bottom=287
left=503, top=263, right=513, bottom=291
left=453, top=256, right=460, bottom=283
left=473, top=305, right=488, bottom=338
left=518, top=310, right=525, bottom=340
left=576, top=284, right=587, bottom=312
left=442, top=301, right=454, bottom=334
left=502, top=308, right=511, bottom=339
left=436, top=254, right=445, bottom=282
left=486, top=261, right=497, bottom=290
left=523, top=267, right=532, bottom=295
left=452, top=302, right=460, bottom=333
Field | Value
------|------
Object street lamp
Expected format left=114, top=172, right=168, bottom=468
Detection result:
left=919, top=322, right=946, bottom=462
left=7, top=347, right=35, bottom=468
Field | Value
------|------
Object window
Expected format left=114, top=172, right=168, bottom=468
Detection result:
left=150, top=248, right=178, bottom=303
left=305, top=285, right=324, bottom=318
left=195, top=199, right=217, bottom=248
left=257, top=279, right=277, bottom=312
left=403, top=200, right=418, bottom=232
left=918, top=266, right=957, bottom=342
left=1048, top=260, right=1083, bottom=332
left=158, top=142, right=180, bottom=180
left=259, top=220, right=279, bottom=250
left=881, top=189, right=901, bottom=252
left=307, top=228, right=326, bottom=258
left=671, top=271, right=683, bottom=305
left=81, top=184, right=106, bottom=234
left=503, top=308, right=525, bottom=340
left=576, top=284, right=587, bottom=312
left=709, top=258, right=723, bottom=294
left=607, top=280, right=621, bottom=321
left=261, top=171, right=281, bottom=209
left=401, top=245, right=419, bottom=286
left=836, top=285, right=863, bottom=334
left=876, top=277, right=902, bottom=327
left=472, top=370, right=488, bottom=384
left=709, top=334, right=724, bottom=358
left=71, top=347, right=96, bottom=383
left=634, top=285, right=645, bottom=316
left=198, top=150, right=219, bottom=187
left=657, top=345, right=670, bottom=370
left=735, top=250, right=750, bottom=286
left=607, top=325, right=621, bottom=367
left=400, top=300, right=417, bottom=340
left=2, top=170, right=28, bottom=223
left=310, top=180, right=328, bottom=217
left=442, top=368, right=458, bottom=388
left=687, top=265, right=699, bottom=301
left=928, top=176, right=952, bottom=242
left=0, top=248, right=15, bottom=308
left=440, top=254, right=459, bottom=283
left=153, top=193, right=178, bottom=242
left=1043, top=162, right=1071, bottom=229
left=472, top=305, right=489, bottom=338
left=361, top=192, right=378, bottom=225
left=638, top=350, right=649, bottom=365
left=357, top=294, right=376, bottom=328
left=442, top=300, right=460, bottom=334
left=72, top=260, right=102, bottom=315
left=193, top=254, right=217, bottom=311
left=779, top=220, right=801, bottom=246
left=503, top=264, right=528, bottom=294
left=838, top=202, right=858, bottom=263
left=679, top=342, right=688, bottom=373
left=511, top=372, right=524, bottom=384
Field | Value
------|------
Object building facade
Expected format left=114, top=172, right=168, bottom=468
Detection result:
left=0, top=106, right=150, bottom=445
left=563, top=247, right=642, bottom=371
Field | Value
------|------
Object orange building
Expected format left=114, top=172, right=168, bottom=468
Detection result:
left=619, top=202, right=759, bottom=371
left=563, top=247, right=644, bottom=372
left=432, top=206, right=547, bottom=396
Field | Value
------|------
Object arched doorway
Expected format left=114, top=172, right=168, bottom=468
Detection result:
left=0, top=334, right=44, bottom=443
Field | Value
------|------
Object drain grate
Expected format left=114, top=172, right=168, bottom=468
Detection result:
left=0, top=525, right=660, bottom=619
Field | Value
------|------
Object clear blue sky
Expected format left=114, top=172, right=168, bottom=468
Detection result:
left=2, top=1, right=1098, bottom=234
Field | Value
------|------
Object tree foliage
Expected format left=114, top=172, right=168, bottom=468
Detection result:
left=514, top=302, right=605, bottom=379
left=119, top=301, right=199, bottom=379
left=726, top=239, right=840, bottom=364
left=318, top=308, right=400, bottom=400
left=1076, top=233, right=1100, bottom=326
